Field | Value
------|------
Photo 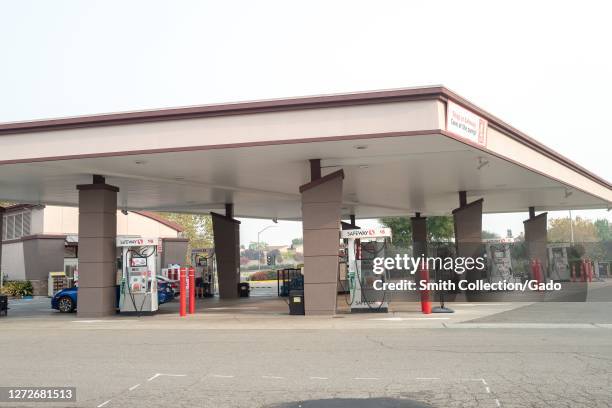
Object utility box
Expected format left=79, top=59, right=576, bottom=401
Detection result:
left=288, top=290, right=305, bottom=315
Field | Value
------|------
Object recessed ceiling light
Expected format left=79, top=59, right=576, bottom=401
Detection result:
left=354, top=145, right=368, bottom=150
left=134, top=160, right=147, bottom=165
left=358, top=165, right=369, bottom=169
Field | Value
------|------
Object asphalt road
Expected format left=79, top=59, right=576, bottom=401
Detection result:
left=1, top=298, right=611, bottom=408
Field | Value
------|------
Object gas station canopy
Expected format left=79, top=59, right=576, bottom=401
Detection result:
left=0, top=86, right=610, bottom=218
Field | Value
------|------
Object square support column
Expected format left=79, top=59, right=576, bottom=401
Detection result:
left=76, top=181, right=119, bottom=318
left=300, top=170, right=344, bottom=315
left=524, top=212, right=548, bottom=277
left=411, top=214, right=427, bottom=258
left=452, top=198, right=484, bottom=300
left=211, top=212, right=241, bottom=299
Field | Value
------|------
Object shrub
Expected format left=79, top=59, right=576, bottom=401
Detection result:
left=2, top=280, right=33, bottom=297
left=251, top=271, right=268, bottom=281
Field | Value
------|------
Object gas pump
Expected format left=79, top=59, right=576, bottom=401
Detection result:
left=548, top=243, right=570, bottom=281
left=341, top=228, right=392, bottom=313
left=192, top=248, right=216, bottom=297
left=484, top=238, right=518, bottom=284
left=117, top=237, right=159, bottom=314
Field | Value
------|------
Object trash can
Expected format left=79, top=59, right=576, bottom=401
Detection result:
left=203, top=282, right=213, bottom=298
left=238, top=282, right=250, bottom=298
left=0, top=295, right=8, bottom=317
left=288, top=290, right=305, bottom=315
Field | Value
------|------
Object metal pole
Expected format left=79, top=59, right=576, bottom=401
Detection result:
left=256, top=225, right=277, bottom=271
left=179, top=268, right=187, bottom=317
left=569, top=210, right=574, bottom=244
left=188, top=267, right=195, bottom=314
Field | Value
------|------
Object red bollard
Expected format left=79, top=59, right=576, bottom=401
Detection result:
left=188, top=267, right=195, bottom=314
left=179, top=267, right=187, bottom=317
left=420, top=267, right=431, bottom=314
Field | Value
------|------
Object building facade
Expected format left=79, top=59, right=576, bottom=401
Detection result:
left=1, top=204, right=188, bottom=295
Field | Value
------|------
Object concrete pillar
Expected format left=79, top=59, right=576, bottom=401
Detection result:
left=211, top=212, right=240, bottom=299
left=76, top=177, right=119, bottom=317
left=452, top=196, right=484, bottom=299
left=411, top=213, right=427, bottom=258
left=524, top=211, right=548, bottom=277
left=300, top=169, right=344, bottom=315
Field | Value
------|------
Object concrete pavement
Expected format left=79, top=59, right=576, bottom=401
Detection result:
left=1, top=297, right=611, bottom=407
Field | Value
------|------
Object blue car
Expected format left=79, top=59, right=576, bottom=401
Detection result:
left=51, top=280, right=174, bottom=313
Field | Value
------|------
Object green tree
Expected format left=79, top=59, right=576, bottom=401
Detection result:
left=249, top=241, right=267, bottom=251
left=291, top=238, right=303, bottom=246
left=548, top=217, right=598, bottom=243
left=380, top=216, right=454, bottom=248
left=155, top=213, right=213, bottom=264
left=482, top=230, right=501, bottom=239
left=594, top=219, right=611, bottom=242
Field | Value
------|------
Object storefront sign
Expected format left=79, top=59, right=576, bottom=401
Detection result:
left=446, top=101, right=488, bottom=147
left=341, top=227, right=392, bottom=239
left=116, top=237, right=158, bottom=247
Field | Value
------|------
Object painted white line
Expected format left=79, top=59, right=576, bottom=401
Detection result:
left=261, top=375, right=284, bottom=379
left=309, top=377, right=328, bottom=380
left=485, top=386, right=491, bottom=393
left=416, top=377, right=440, bottom=380
left=353, top=377, right=380, bottom=380
left=128, top=384, right=141, bottom=391
left=481, top=378, right=487, bottom=385
left=97, top=400, right=111, bottom=407
left=211, top=374, right=235, bottom=378
left=495, top=398, right=501, bottom=407
left=148, top=373, right=187, bottom=382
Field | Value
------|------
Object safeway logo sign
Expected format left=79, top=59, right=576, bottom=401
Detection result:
left=446, top=101, right=488, bottom=147
left=340, top=228, right=392, bottom=239
left=117, top=237, right=157, bottom=247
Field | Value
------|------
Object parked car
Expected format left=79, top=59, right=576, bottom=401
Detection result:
left=51, top=279, right=174, bottom=313
left=156, top=275, right=180, bottom=295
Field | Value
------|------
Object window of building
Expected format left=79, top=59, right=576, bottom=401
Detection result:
left=2, top=210, right=32, bottom=240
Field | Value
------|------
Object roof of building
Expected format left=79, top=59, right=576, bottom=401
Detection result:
left=0, top=86, right=609, bottom=189
left=0, top=204, right=184, bottom=233
left=133, top=211, right=185, bottom=232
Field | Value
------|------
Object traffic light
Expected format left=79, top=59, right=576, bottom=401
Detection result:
left=266, top=255, right=273, bottom=266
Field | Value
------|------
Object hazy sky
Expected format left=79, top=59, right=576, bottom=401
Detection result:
left=1, top=1, right=610, bottom=245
